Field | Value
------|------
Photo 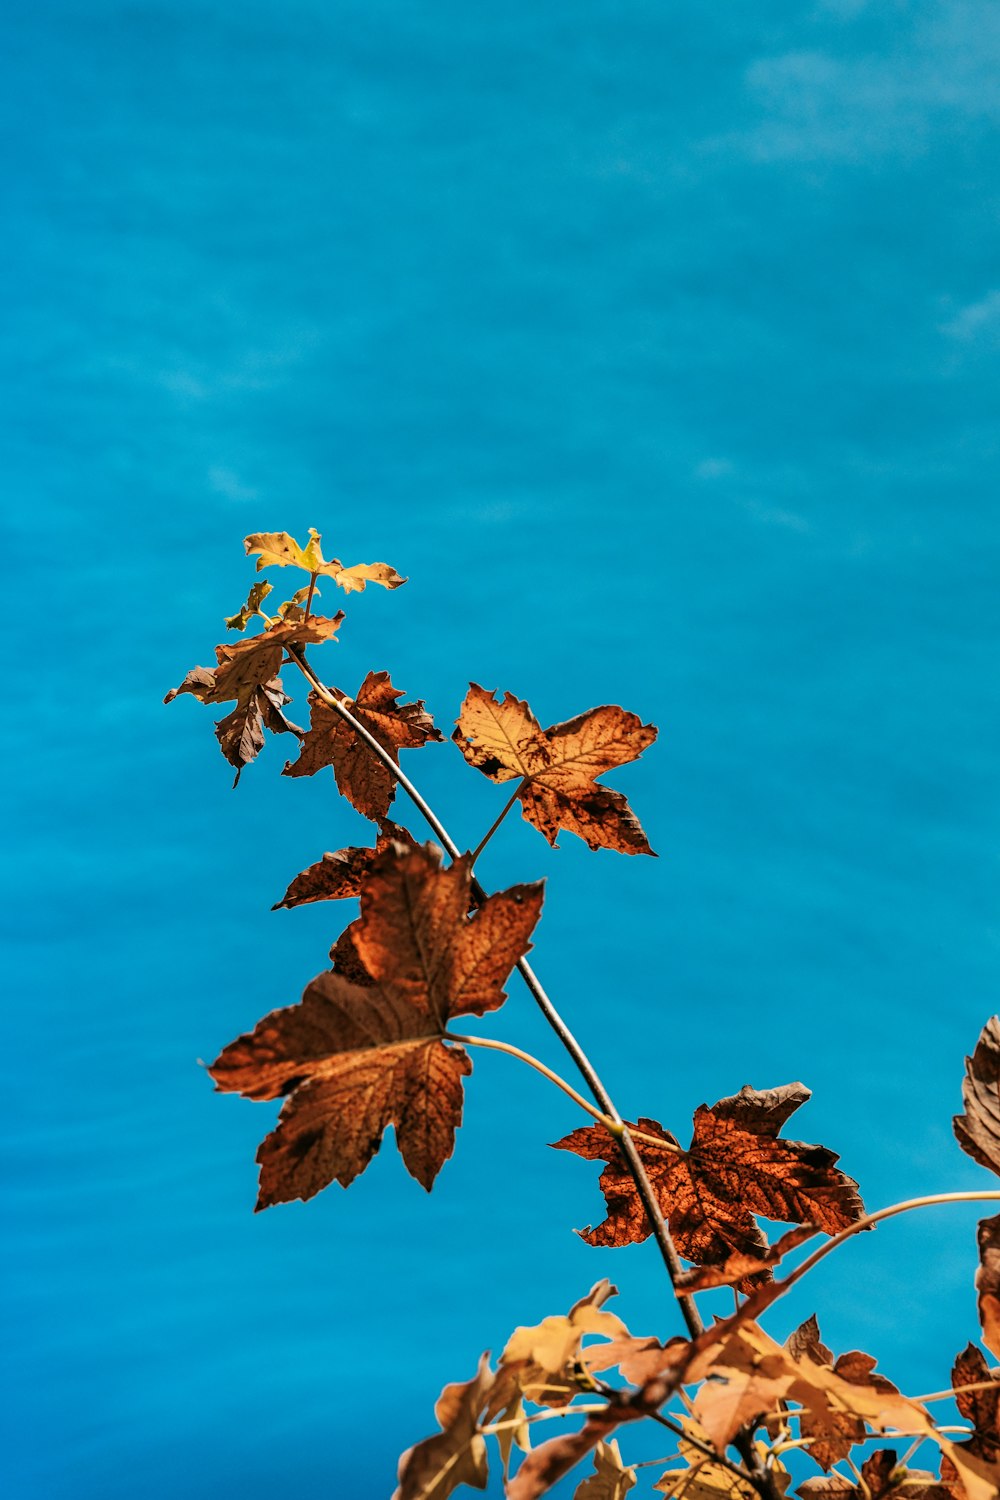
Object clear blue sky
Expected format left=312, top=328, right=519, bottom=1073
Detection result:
left=5, top=2, right=999, bottom=1496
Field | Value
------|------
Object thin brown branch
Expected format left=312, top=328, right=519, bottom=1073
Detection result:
left=444, top=1033, right=681, bottom=1155
left=302, top=571, right=318, bottom=624
left=469, top=781, right=525, bottom=866
left=762, top=1190, right=1000, bottom=1309
left=286, top=643, right=704, bottom=1333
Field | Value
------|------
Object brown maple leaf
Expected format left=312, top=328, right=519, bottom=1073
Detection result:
left=453, top=684, right=656, bottom=855
left=955, top=1018, right=1000, bottom=1176
left=574, top=1441, right=637, bottom=1500
left=552, top=1085, right=864, bottom=1280
left=394, top=1352, right=492, bottom=1500
left=245, top=527, right=406, bottom=593
left=783, top=1316, right=898, bottom=1472
left=209, top=841, right=543, bottom=1205
left=507, top=1387, right=667, bottom=1500
left=654, top=1419, right=773, bottom=1498
left=283, top=672, right=443, bottom=820
left=675, top=1226, right=819, bottom=1293
left=977, top=1215, right=1000, bottom=1363
left=165, top=613, right=343, bottom=782
left=498, top=1281, right=629, bottom=1409
left=272, top=821, right=415, bottom=910
left=797, top=1450, right=950, bottom=1498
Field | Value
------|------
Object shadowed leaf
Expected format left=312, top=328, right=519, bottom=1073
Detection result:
left=225, top=579, right=272, bottom=630
left=553, top=1087, right=864, bottom=1282
left=453, top=684, right=656, bottom=855
left=574, top=1441, right=636, bottom=1500
left=394, top=1353, right=492, bottom=1500
left=245, top=527, right=406, bottom=593
left=782, top=1316, right=898, bottom=1471
left=165, top=613, right=344, bottom=781
left=955, top=1018, right=1000, bottom=1176
left=284, top=672, right=443, bottom=820
left=209, top=842, right=543, bottom=1205
left=798, top=1450, right=949, bottom=1498
left=977, top=1216, right=1000, bottom=1362
left=273, top=821, right=415, bottom=910
left=653, top=1419, right=765, bottom=1498
left=675, top=1226, right=819, bottom=1292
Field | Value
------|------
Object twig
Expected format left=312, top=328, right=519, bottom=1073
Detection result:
left=286, top=645, right=703, bottom=1335
left=302, top=571, right=318, bottom=624
left=444, top=1033, right=681, bottom=1155
left=479, top=1403, right=610, bottom=1437
left=469, top=782, right=525, bottom=866
left=763, top=1191, right=1000, bottom=1309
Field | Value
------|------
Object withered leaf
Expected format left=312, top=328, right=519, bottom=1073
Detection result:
left=574, top=1441, right=636, bottom=1500
left=210, top=842, right=543, bottom=1205
left=948, top=1344, right=1000, bottom=1464
left=507, top=1390, right=662, bottom=1500
left=553, top=1086, right=864, bottom=1280
left=653, top=1420, right=765, bottom=1498
left=394, top=1353, right=492, bottom=1500
left=453, top=685, right=656, bottom=855
left=977, top=1215, right=1000, bottom=1362
left=783, top=1316, right=898, bottom=1472
left=797, top=1451, right=949, bottom=1498
left=272, top=821, right=415, bottom=910
left=165, top=613, right=344, bottom=781
left=284, top=672, right=443, bottom=820
left=225, top=579, right=272, bottom=630
left=955, top=1018, right=1000, bottom=1176
left=675, top=1226, right=819, bottom=1293
left=245, top=527, right=406, bottom=593
left=502, top=1281, right=629, bottom=1382
left=498, top=1281, right=629, bottom=1409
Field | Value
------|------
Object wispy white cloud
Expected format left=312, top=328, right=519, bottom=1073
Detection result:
left=939, top=290, right=1000, bottom=344
left=721, top=2, right=1000, bottom=164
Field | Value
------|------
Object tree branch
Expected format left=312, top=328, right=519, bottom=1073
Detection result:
left=285, top=645, right=703, bottom=1334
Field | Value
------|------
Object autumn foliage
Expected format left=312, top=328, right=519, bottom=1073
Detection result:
left=167, top=529, right=1000, bottom=1500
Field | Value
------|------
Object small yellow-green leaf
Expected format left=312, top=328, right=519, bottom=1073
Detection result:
left=225, top=580, right=273, bottom=631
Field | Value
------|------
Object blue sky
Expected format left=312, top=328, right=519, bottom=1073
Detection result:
left=5, top=2, right=1000, bottom=1496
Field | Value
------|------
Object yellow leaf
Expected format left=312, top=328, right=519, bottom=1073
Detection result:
left=244, top=528, right=406, bottom=592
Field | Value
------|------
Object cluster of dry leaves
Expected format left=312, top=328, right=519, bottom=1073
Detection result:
left=167, top=532, right=1000, bottom=1500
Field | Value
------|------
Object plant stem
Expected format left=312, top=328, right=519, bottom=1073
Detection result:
left=285, top=644, right=702, bottom=1337
left=765, top=1191, right=1000, bottom=1308
left=302, top=571, right=318, bottom=624
left=479, top=1404, right=610, bottom=1437
left=910, top=1379, right=1000, bottom=1404
left=445, top=1032, right=682, bottom=1155
left=469, top=782, right=525, bottom=866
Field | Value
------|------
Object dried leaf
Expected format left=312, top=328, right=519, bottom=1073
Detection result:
left=502, top=1282, right=629, bottom=1380
left=165, top=614, right=344, bottom=781
left=574, top=1441, right=636, bottom=1500
left=272, top=821, right=414, bottom=910
left=797, top=1450, right=950, bottom=1498
left=453, top=685, right=656, bottom=855
left=653, top=1420, right=766, bottom=1498
left=782, top=1317, right=898, bottom=1471
left=977, top=1215, right=1000, bottom=1362
left=276, top=585, right=317, bottom=621
left=245, top=527, right=406, bottom=593
left=225, top=579, right=273, bottom=630
left=210, top=842, right=543, bottom=1205
left=675, top=1226, right=819, bottom=1292
left=394, top=1353, right=492, bottom=1500
left=955, top=1018, right=1000, bottom=1176
left=506, top=1390, right=662, bottom=1500
left=284, top=672, right=443, bottom=820
left=553, top=1087, right=864, bottom=1282
left=498, top=1282, right=626, bottom=1409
